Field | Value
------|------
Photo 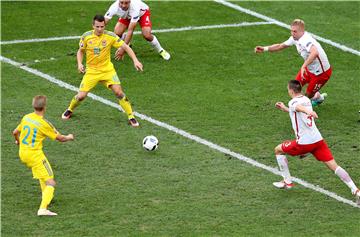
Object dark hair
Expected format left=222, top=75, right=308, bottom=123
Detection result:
left=288, top=80, right=302, bottom=93
left=93, top=14, right=105, bottom=24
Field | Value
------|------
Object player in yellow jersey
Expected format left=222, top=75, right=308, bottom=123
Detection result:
left=61, top=14, right=143, bottom=127
left=13, top=95, right=74, bottom=216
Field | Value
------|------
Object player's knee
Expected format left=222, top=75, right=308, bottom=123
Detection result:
left=77, top=94, right=87, bottom=101
left=116, top=91, right=125, bottom=99
left=274, top=145, right=283, bottom=155
left=46, top=179, right=56, bottom=187
left=142, top=33, right=153, bottom=41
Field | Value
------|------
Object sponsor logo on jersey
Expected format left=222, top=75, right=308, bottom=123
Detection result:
left=306, top=42, right=312, bottom=47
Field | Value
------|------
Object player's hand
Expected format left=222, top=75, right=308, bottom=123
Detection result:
left=15, top=140, right=19, bottom=145
left=78, top=64, right=85, bottom=74
left=67, top=134, right=74, bottom=141
left=275, top=102, right=286, bottom=110
left=134, top=61, right=143, bottom=71
left=254, top=46, right=264, bottom=53
left=300, top=66, right=307, bottom=81
left=308, top=111, right=318, bottom=119
left=115, top=48, right=125, bottom=61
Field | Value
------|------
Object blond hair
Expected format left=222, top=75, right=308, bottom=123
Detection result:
left=291, top=19, right=305, bottom=30
left=32, top=95, right=47, bottom=111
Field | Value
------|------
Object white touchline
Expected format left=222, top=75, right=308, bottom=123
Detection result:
left=0, top=21, right=273, bottom=45
left=215, top=0, right=360, bottom=56
left=1, top=55, right=359, bottom=208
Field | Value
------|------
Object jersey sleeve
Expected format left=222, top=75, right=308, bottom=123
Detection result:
left=15, top=119, right=24, bottom=132
left=79, top=35, right=86, bottom=50
left=288, top=99, right=299, bottom=112
left=283, top=36, right=295, bottom=46
left=41, top=119, right=59, bottom=141
left=105, top=1, right=118, bottom=20
left=112, top=35, right=124, bottom=48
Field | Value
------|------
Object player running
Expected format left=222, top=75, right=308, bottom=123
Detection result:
left=104, top=0, right=171, bottom=60
left=62, top=14, right=143, bottom=127
left=255, top=19, right=331, bottom=106
left=13, top=95, right=74, bottom=216
left=273, top=80, right=360, bottom=205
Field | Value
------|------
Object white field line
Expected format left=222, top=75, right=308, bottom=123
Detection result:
left=215, top=0, right=360, bottom=56
left=0, top=21, right=273, bottom=45
left=1, top=55, right=359, bottom=208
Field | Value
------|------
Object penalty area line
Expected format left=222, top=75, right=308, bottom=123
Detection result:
left=1, top=55, right=359, bottom=208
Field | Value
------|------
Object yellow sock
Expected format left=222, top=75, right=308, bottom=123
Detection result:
left=119, top=96, right=134, bottom=119
left=68, top=96, right=81, bottom=111
left=39, top=179, right=46, bottom=192
left=39, top=186, right=55, bottom=209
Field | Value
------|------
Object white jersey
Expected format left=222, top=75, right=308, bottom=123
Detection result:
left=283, top=32, right=330, bottom=75
left=288, top=95, right=323, bottom=144
left=105, top=0, right=149, bottom=23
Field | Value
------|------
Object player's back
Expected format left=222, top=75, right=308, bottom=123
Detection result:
left=17, top=113, right=58, bottom=152
left=288, top=96, right=322, bottom=144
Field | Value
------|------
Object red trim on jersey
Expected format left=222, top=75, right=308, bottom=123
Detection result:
left=294, top=112, right=300, bottom=140
left=316, top=56, right=325, bottom=73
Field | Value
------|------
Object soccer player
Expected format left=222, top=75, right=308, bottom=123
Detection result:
left=273, top=80, right=360, bottom=205
left=61, top=14, right=143, bottom=127
left=104, top=0, right=171, bottom=61
left=13, top=95, right=74, bottom=216
left=255, top=19, right=331, bottom=106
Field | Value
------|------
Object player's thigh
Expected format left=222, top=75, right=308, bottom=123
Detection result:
left=100, top=70, right=121, bottom=89
left=79, top=72, right=101, bottom=92
left=281, top=140, right=312, bottom=156
left=139, top=9, right=152, bottom=29
left=306, top=73, right=331, bottom=95
left=115, top=21, right=129, bottom=36
left=311, top=140, right=334, bottom=162
left=31, top=154, right=54, bottom=180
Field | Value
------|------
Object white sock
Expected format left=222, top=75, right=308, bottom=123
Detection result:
left=276, top=155, right=292, bottom=183
left=311, top=92, right=324, bottom=102
left=335, top=166, right=358, bottom=194
left=149, top=35, right=164, bottom=53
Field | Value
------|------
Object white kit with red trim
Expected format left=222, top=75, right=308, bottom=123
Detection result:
left=105, top=0, right=149, bottom=23
left=288, top=95, right=323, bottom=144
left=284, top=32, right=330, bottom=75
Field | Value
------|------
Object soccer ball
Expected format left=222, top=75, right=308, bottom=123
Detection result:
left=142, top=135, right=159, bottom=151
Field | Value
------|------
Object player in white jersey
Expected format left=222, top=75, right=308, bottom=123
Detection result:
left=104, top=0, right=171, bottom=61
left=273, top=80, right=359, bottom=205
left=255, top=19, right=332, bottom=106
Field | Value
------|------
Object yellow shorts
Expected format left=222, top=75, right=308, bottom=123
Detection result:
left=79, top=69, right=121, bottom=92
left=19, top=150, right=54, bottom=180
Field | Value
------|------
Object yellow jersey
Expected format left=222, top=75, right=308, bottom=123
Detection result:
left=16, top=113, right=58, bottom=151
left=79, top=30, right=124, bottom=72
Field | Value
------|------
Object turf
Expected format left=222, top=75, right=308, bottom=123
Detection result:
left=1, top=1, right=360, bottom=236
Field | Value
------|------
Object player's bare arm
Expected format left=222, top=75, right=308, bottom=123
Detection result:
left=12, top=129, right=20, bottom=145
left=120, top=43, right=143, bottom=71
left=77, top=49, right=85, bottom=73
left=255, top=43, right=289, bottom=53
left=124, top=22, right=137, bottom=45
left=300, top=45, right=319, bottom=78
left=295, top=104, right=318, bottom=119
left=56, top=134, right=75, bottom=142
left=275, top=102, right=289, bottom=112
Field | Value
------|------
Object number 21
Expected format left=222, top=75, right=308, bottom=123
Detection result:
left=22, top=125, right=37, bottom=147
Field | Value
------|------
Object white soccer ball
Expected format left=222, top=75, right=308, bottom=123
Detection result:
left=142, top=135, right=159, bottom=151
